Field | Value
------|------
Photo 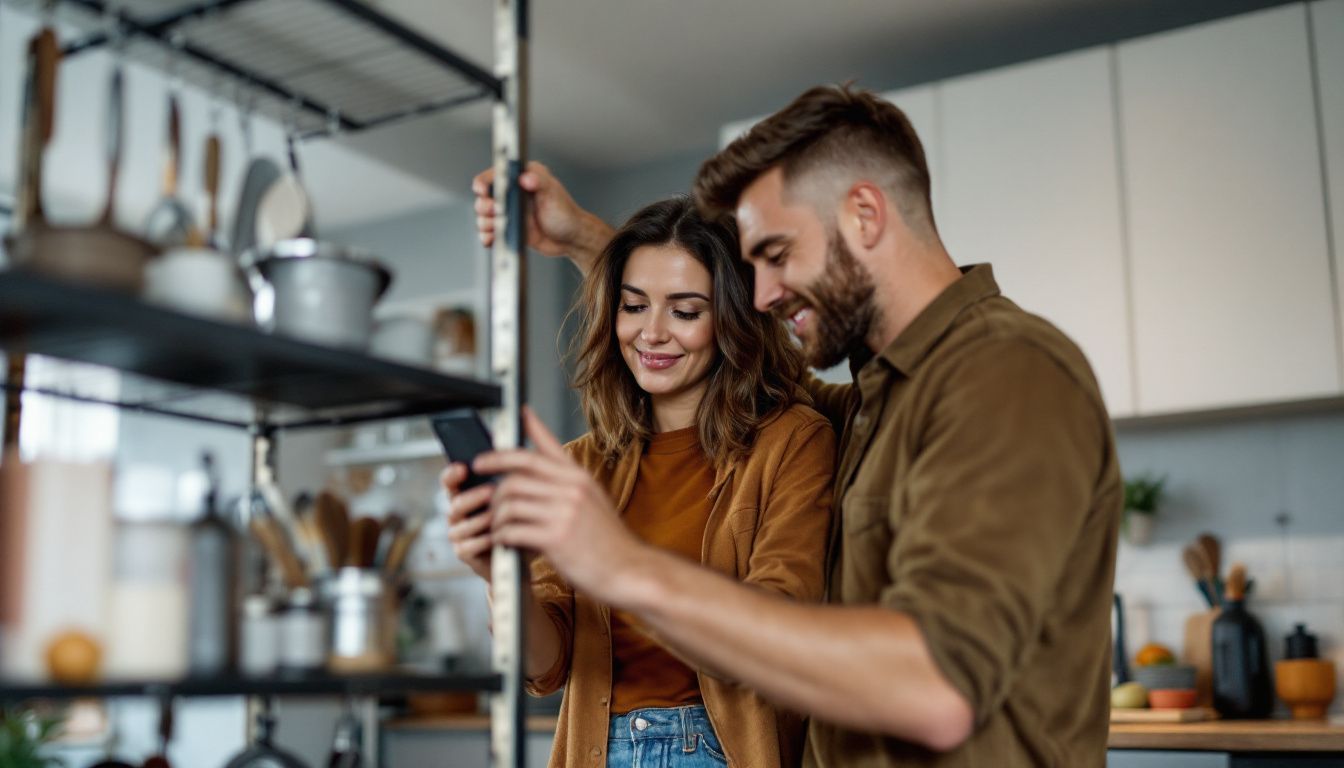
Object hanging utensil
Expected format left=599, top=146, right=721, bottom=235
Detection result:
left=140, top=694, right=174, bottom=768
left=144, top=91, right=196, bottom=247
left=230, top=88, right=282, bottom=259
left=3, top=16, right=155, bottom=291
left=203, top=119, right=222, bottom=249
left=223, top=703, right=311, bottom=768
left=144, top=37, right=198, bottom=248
left=255, top=107, right=314, bottom=248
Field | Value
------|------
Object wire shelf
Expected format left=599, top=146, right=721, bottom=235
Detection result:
left=10, top=0, right=499, bottom=138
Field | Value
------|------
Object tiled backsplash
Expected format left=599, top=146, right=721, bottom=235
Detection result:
left=1113, top=407, right=1344, bottom=714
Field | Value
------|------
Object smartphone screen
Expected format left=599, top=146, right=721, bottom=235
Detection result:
left=429, top=408, right=497, bottom=491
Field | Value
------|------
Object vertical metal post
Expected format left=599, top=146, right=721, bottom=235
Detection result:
left=245, top=422, right=272, bottom=747
left=489, top=0, right=528, bottom=766
left=3, top=355, right=24, bottom=451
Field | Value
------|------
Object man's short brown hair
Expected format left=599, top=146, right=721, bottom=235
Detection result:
left=693, top=84, right=935, bottom=234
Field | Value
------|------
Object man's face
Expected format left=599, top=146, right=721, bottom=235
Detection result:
left=737, top=168, right=879, bottom=369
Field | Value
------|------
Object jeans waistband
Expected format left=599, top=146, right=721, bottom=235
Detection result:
left=609, top=704, right=712, bottom=745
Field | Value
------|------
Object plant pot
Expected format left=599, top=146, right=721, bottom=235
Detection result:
left=1125, top=511, right=1155, bottom=545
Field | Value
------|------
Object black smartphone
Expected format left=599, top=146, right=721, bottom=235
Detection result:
left=430, top=408, right=498, bottom=492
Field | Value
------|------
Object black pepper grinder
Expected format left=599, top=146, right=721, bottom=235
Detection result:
left=1211, top=563, right=1273, bottom=718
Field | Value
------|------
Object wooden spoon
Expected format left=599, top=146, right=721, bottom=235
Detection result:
left=1182, top=544, right=1216, bottom=607
left=1197, top=532, right=1221, bottom=580
left=346, top=517, right=382, bottom=569
left=315, top=490, right=350, bottom=568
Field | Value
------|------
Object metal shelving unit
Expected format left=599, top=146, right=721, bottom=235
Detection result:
left=0, top=671, right=504, bottom=702
left=0, top=0, right=530, bottom=764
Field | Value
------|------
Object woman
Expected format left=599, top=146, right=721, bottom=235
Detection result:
left=444, top=196, right=835, bottom=768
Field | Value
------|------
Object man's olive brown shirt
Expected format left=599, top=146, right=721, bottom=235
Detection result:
left=803, top=265, right=1121, bottom=768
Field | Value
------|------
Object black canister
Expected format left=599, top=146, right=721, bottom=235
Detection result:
left=1285, top=623, right=1319, bottom=660
left=1211, top=564, right=1273, bottom=719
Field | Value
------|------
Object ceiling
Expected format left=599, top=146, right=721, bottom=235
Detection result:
left=329, top=0, right=1295, bottom=200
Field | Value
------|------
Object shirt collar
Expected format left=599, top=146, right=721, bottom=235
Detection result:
left=854, top=263, right=1001, bottom=378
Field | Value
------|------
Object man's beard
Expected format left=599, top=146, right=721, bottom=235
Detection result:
left=790, top=231, right=880, bottom=370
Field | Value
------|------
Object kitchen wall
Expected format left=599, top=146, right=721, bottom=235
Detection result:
left=1114, top=411, right=1344, bottom=715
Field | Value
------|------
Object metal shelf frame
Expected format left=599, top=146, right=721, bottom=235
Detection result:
left=1, top=0, right=531, bottom=764
left=0, top=671, right=503, bottom=703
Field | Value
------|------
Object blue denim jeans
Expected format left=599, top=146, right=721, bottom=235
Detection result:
left=607, top=705, right=728, bottom=768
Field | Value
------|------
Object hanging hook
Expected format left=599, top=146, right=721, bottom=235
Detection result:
left=166, top=30, right=186, bottom=97
left=235, top=80, right=255, bottom=156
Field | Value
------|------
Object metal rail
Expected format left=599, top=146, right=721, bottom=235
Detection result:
left=489, top=0, right=529, bottom=765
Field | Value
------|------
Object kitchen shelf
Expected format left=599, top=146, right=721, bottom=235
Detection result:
left=0, top=271, right=500, bottom=430
left=0, top=671, right=503, bottom=703
left=16, top=0, right=501, bottom=139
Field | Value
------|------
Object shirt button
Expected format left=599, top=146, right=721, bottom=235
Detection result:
left=599, top=696, right=608, bottom=705
left=634, top=717, right=649, bottom=731
left=591, top=747, right=602, bottom=756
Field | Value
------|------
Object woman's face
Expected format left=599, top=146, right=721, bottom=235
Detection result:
left=616, top=243, right=717, bottom=404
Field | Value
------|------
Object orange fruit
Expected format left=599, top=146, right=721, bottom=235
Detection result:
left=45, top=629, right=102, bottom=684
left=1135, top=642, right=1176, bottom=667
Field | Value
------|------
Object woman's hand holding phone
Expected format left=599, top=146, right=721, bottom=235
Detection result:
left=443, top=462, right=495, bottom=583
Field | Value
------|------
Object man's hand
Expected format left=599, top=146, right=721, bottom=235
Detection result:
left=474, top=407, right=646, bottom=599
left=471, top=162, right=614, bottom=274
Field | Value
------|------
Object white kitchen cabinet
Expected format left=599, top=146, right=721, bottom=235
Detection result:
left=938, top=48, right=1136, bottom=416
left=1117, top=4, right=1341, bottom=414
left=1313, top=0, right=1344, bottom=385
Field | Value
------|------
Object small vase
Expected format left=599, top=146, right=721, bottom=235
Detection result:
left=1126, top=511, right=1155, bottom=546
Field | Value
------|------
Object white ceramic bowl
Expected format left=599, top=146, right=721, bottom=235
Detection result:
left=143, top=246, right=251, bottom=322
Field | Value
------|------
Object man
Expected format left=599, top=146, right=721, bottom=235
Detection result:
left=454, top=84, right=1121, bottom=766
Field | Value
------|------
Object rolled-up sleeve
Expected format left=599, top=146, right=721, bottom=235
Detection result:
left=880, top=340, right=1105, bottom=721
left=524, top=555, right=575, bottom=696
left=522, top=441, right=588, bottom=696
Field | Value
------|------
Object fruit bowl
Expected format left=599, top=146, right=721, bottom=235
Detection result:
left=1134, top=663, right=1197, bottom=692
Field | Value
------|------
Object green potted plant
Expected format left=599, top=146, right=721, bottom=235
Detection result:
left=1123, top=473, right=1167, bottom=546
left=0, top=707, right=64, bottom=768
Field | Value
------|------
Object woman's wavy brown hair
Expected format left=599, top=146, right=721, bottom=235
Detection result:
left=569, top=196, right=806, bottom=467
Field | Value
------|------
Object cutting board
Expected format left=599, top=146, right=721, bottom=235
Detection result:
left=1184, top=608, right=1222, bottom=706
left=1111, top=707, right=1218, bottom=723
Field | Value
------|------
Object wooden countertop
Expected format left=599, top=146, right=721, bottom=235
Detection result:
left=1109, top=719, right=1344, bottom=752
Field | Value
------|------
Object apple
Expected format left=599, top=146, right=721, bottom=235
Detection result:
left=1111, top=682, right=1149, bottom=709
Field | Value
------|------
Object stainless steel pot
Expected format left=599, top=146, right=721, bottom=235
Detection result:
left=241, top=238, right=392, bottom=349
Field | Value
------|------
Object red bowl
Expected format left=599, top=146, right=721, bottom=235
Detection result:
left=1148, top=688, right=1198, bottom=709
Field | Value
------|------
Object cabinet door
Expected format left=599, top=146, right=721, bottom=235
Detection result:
left=1313, top=0, right=1344, bottom=384
left=939, top=48, right=1136, bottom=416
left=1118, top=4, right=1340, bottom=413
